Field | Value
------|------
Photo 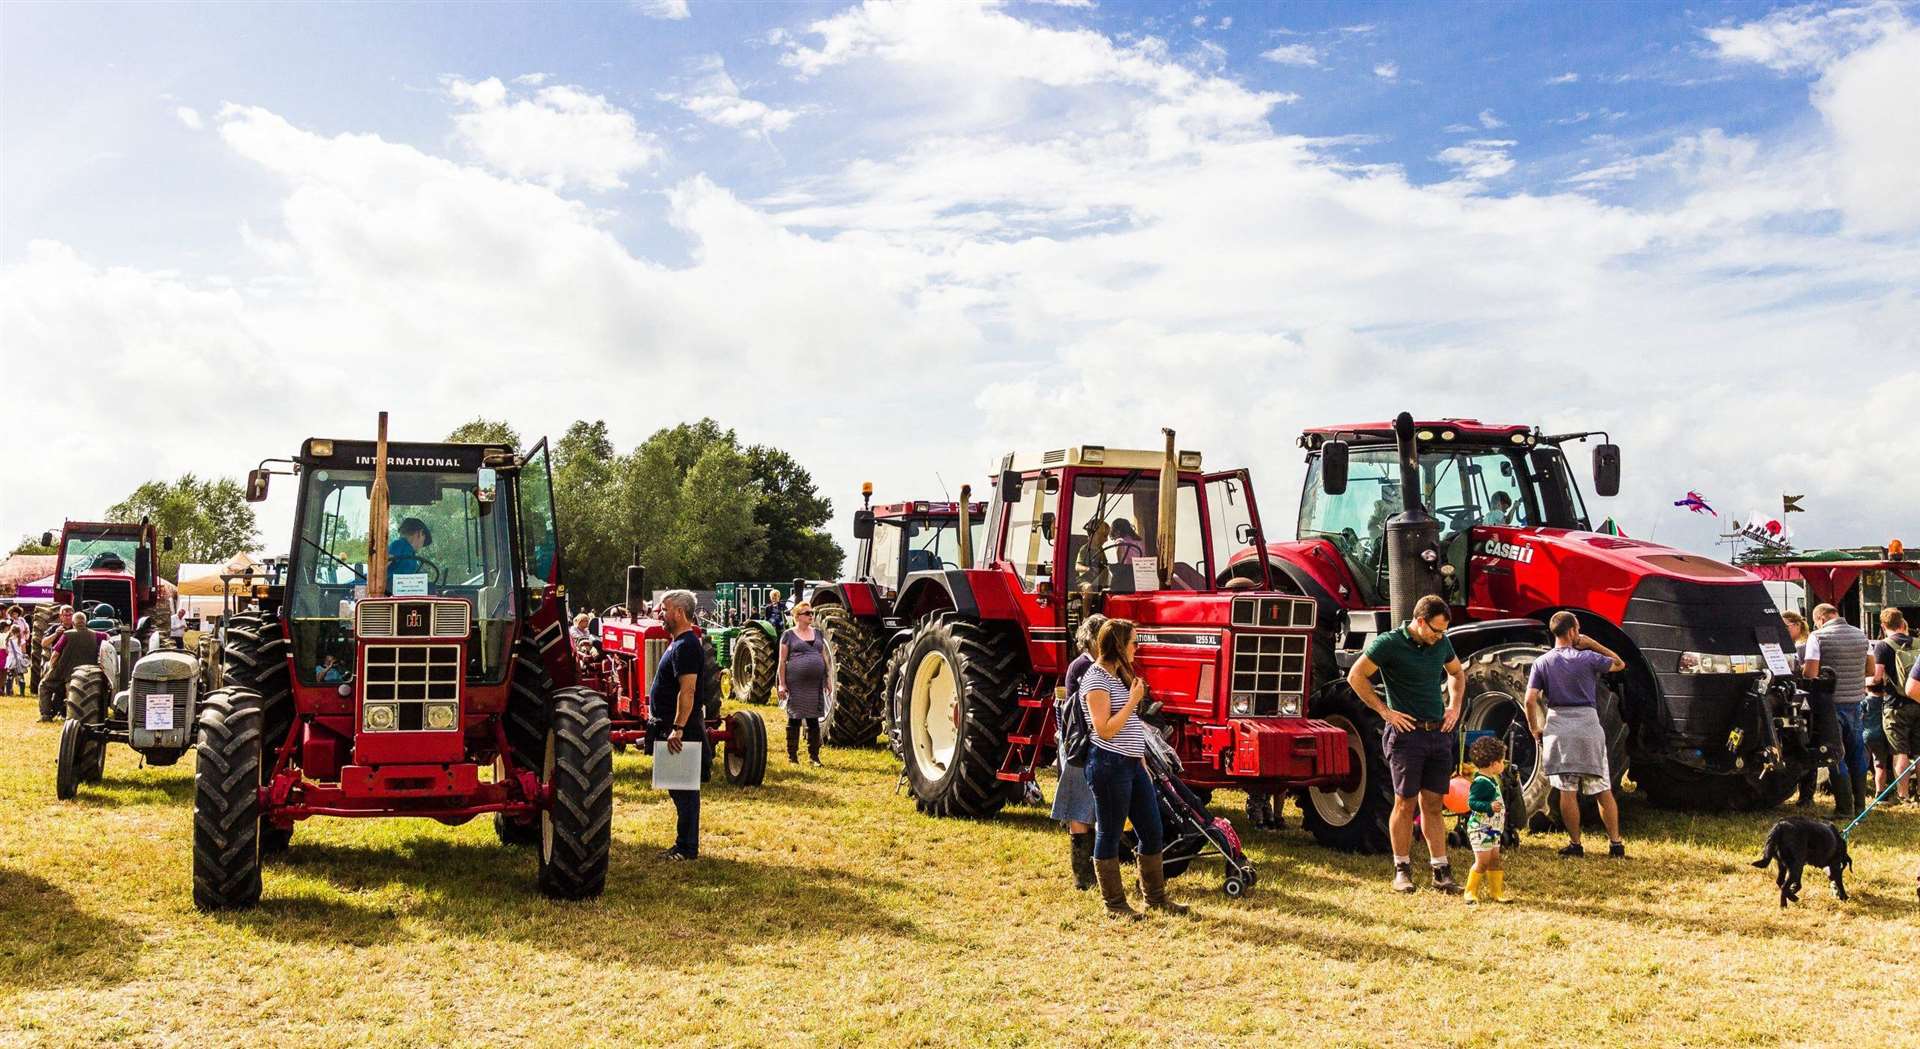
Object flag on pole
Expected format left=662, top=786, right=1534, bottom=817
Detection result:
left=1782, top=494, right=1805, bottom=514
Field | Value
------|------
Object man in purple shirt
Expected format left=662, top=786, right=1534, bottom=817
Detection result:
left=1525, top=611, right=1628, bottom=858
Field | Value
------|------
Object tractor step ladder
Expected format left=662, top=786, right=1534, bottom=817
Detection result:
left=997, top=679, right=1053, bottom=783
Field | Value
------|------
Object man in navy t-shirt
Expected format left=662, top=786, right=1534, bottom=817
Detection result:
left=650, top=589, right=708, bottom=861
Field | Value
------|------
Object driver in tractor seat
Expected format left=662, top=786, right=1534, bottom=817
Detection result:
left=387, top=517, right=432, bottom=587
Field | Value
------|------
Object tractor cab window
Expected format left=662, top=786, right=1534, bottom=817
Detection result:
left=288, top=467, right=516, bottom=686
left=519, top=441, right=560, bottom=599
left=58, top=535, right=141, bottom=588
left=869, top=516, right=986, bottom=593
left=1065, top=472, right=1209, bottom=592
left=1002, top=472, right=1059, bottom=593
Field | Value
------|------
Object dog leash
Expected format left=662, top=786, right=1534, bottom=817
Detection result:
left=1840, top=758, right=1920, bottom=840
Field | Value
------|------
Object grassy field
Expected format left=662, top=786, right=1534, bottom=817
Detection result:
left=2, top=694, right=1916, bottom=1049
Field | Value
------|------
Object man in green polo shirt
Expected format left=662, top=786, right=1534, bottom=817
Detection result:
left=1347, top=594, right=1467, bottom=894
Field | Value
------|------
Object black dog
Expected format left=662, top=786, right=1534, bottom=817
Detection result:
left=1752, top=817, right=1852, bottom=907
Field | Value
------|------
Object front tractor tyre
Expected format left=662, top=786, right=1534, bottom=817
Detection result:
left=192, top=688, right=265, bottom=911
left=1299, top=686, right=1394, bottom=854
left=55, top=719, right=85, bottom=800
left=816, top=605, right=882, bottom=746
left=724, top=709, right=768, bottom=786
left=537, top=687, right=614, bottom=901
left=730, top=628, right=776, bottom=705
left=899, top=613, right=1023, bottom=819
left=496, top=639, right=552, bottom=848
left=64, top=664, right=110, bottom=784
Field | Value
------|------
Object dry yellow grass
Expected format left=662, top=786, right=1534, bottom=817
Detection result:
left=2, top=694, right=1916, bottom=1049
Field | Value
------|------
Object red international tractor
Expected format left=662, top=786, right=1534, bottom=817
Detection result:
left=195, top=415, right=614, bottom=909
left=806, top=485, right=986, bottom=748
left=34, top=520, right=177, bottom=698
left=575, top=568, right=770, bottom=786
left=1252, top=414, right=1812, bottom=843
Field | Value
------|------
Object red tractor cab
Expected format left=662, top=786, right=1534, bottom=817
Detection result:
left=49, top=519, right=170, bottom=630
left=854, top=433, right=1353, bottom=825
left=806, top=487, right=987, bottom=748
left=1259, top=413, right=1811, bottom=827
left=194, top=418, right=614, bottom=909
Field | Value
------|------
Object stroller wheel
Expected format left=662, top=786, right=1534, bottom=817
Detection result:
left=1222, top=876, right=1247, bottom=898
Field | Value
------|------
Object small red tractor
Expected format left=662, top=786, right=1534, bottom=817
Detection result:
left=806, top=485, right=986, bottom=748
left=195, top=414, right=614, bottom=909
left=1251, top=413, right=1812, bottom=845
left=840, top=432, right=1363, bottom=825
left=43, top=520, right=211, bottom=799
left=575, top=567, right=770, bottom=785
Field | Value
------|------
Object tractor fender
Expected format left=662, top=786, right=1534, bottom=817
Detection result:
left=809, top=582, right=885, bottom=619
left=1441, top=617, right=1551, bottom=660
left=894, top=569, right=1024, bottom=624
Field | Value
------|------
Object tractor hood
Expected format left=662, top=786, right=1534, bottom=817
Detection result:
left=1474, top=527, right=1755, bottom=585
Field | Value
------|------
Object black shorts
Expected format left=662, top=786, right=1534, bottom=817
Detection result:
left=1382, top=725, right=1453, bottom=798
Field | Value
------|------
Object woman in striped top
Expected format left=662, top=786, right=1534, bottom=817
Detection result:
left=1082, top=618, right=1188, bottom=918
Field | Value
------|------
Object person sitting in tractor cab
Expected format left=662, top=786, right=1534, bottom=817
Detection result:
left=386, top=517, right=432, bottom=587
left=1110, top=519, right=1149, bottom=564
left=91, top=551, right=128, bottom=573
left=1488, top=492, right=1517, bottom=525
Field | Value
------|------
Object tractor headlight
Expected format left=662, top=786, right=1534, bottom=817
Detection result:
left=1277, top=695, right=1301, bottom=717
left=363, top=703, right=396, bottom=731
left=425, top=703, right=458, bottom=731
left=1678, top=651, right=1762, bottom=675
left=1230, top=693, right=1253, bottom=715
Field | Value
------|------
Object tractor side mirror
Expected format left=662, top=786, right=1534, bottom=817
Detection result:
left=162, top=536, right=174, bottom=552
left=245, top=469, right=271, bottom=502
left=1000, top=470, right=1024, bottom=501
left=1592, top=443, right=1621, bottom=498
left=625, top=564, right=646, bottom=611
left=475, top=466, right=498, bottom=505
left=852, top=509, right=875, bottom=540
left=1040, top=512, right=1056, bottom=542
left=41, top=530, right=54, bottom=547
left=1321, top=440, right=1350, bottom=496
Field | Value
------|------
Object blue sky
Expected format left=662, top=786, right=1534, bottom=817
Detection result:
left=3, top=0, right=1916, bottom=562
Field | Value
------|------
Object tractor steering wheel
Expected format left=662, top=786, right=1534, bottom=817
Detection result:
left=1431, top=504, right=1481, bottom=533
left=411, top=557, right=444, bottom=585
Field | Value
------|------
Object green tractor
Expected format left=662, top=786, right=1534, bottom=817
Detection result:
left=710, top=582, right=793, bottom=705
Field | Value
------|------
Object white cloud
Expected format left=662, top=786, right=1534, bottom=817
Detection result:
left=1219, top=17, right=1231, bottom=29
left=1024, top=0, right=1095, bottom=7
left=1547, top=71, right=1579, bottom=84
left=1373, top=60, right=1399, bottom=80
left=1812, top=25, right=1920, bottom=232
left=1190, top=15, right=1206, bottom=29
left=443, top=76, right=661, bottom=191
left=1434, top=138, right=1516, bottom=180
left=1705, top=1, right=1907, bottom=72
left=1478, top=108, right=1504, bottom=129
left=512, top=72, right=549, bottom=86
left=634, top=0, right=690, bottom=20
left=174, top=106, right=203, bottom=130
left=664, top=55, right=801, bottom=135
left=1260, top=43, right=1319, bottom=67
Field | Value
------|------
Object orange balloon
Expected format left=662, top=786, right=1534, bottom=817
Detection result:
left=1443, top=776, right=1472, bottom=815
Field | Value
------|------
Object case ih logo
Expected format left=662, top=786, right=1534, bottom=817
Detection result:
left=1479, top=538, right=1536, bottom=564
left=405, top=610, right=424, bottom=629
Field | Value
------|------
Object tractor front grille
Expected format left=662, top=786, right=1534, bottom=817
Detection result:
left=1231, top=632, right=1308, bottom=716
left=130, top=676, right=194, bottom=748
left=362, top=644, right=461, bottom=732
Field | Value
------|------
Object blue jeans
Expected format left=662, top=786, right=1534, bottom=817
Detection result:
left=1086, top=746, right=1164, bottom=861
left=1835, top=703, right=1869, bottom=781
left=669, top=789, right=700, bottom=857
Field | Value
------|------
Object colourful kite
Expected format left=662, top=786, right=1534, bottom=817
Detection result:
left=1673, top=491, right=1716, bottom=516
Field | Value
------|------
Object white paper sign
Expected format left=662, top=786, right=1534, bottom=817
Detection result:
left=391, top=573, right=430, bottom=596
left=145, top=695, right=175, bottom=731
left=1758, top=642, right=1793, bottom=677
left=652, top=741, right=703, bottom=791
left=1131, top=556, right=1160, bottom=593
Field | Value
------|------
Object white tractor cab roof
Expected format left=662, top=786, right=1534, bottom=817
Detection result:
left=1008, top=445, right=1203, bottom=473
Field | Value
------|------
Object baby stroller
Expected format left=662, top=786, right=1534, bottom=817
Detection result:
left=1125, top=730, right=1260, bottom=897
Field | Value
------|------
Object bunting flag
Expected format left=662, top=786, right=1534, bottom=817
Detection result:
left=1673, top=491, right=1716, bottom=516
left=1597, top=517, right=1628, bottom=537
left=1734, top=510, right=1793, bottom=550
left=1782, top=494, right=1805, bottom=514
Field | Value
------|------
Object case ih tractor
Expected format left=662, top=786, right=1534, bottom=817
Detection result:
left=193, top=414, right=613, bottom=910
left=1255, top=414, right=1812, bottom=831
left=806, top=485, right=987, bottom=748
left=575, top=568, right=770, bottom=784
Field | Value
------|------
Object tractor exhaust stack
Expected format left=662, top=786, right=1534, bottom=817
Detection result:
left=367, top=411, right=390, bottom=598
left=956, top=484, right=974, bottom=569
left=1157, top=427, right=1177, bottom=589
left=1384, top=411, right=1445, bottom=624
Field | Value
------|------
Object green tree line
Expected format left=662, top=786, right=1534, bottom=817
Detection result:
left=12, top=476, right=262, bottom=581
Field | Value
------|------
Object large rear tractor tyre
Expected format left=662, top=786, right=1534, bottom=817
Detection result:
left=64, top=664, right=110, bottom=783
left=817, top=606, right=882, bottom=747
left=882, top=642, right=911, bottom=762
left=192, top=688, right=265, bottom=911
left=730, top=628, right=776, bottom=705
left=1453, top=643, right=1620, bottom=828
left=29, top=606, right=53, bottom=696
left=899, top=613, right=1024, bottom=819
left=497, top=640, right=552, bottom=848
left=537, top=687, right=613, bottom=901
left=724, top=709, right=768, bottom=786
left=1299, top=686, right=1394, bottom=854
left=220, top=613, right=293, bottom=773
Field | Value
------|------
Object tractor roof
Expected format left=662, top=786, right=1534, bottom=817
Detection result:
left=60, top=520, right=154, bottom=539
left=873, top=501, right=986, bottom=519
left=1298, top=420, right=1537, bottom=450
left=300, top=438, right=515, bottom=472
left=1008, top=445, right=1204, bottom=473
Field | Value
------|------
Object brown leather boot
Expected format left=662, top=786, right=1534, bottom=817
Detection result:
left=1138, top=853, right=1191, bottom=916
left=1094, top=858, right=1141, bottom=919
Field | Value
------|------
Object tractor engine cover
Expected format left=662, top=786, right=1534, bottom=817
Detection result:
left=129, top=650, right=199, bottom=752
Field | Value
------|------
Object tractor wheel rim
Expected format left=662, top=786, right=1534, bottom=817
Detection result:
left=726, top=718, right=745, bottom=776
left=732, top=643, right=753, bottom=691
left=910, top=649, right=959, bottom=774
left=1464, top=691, right=1539, bottom=794
left=1307, top=714, right=1366, bottom=827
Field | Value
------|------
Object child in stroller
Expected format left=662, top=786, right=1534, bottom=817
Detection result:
left=1122, top=729, right=1260, bottom=897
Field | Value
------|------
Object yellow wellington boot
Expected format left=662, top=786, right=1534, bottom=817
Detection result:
left=1463, top=869, right=1483, bottom=905
left=1488, top=870, right=1514, bottom=903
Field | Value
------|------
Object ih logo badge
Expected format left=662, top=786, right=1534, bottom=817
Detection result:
left=1479, top=538, right=1535, bottom=565
left=405, top=609, right=424, bottom=629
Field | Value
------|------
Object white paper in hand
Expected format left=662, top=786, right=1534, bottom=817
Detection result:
left=652, top=741, right=703, bottom=791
